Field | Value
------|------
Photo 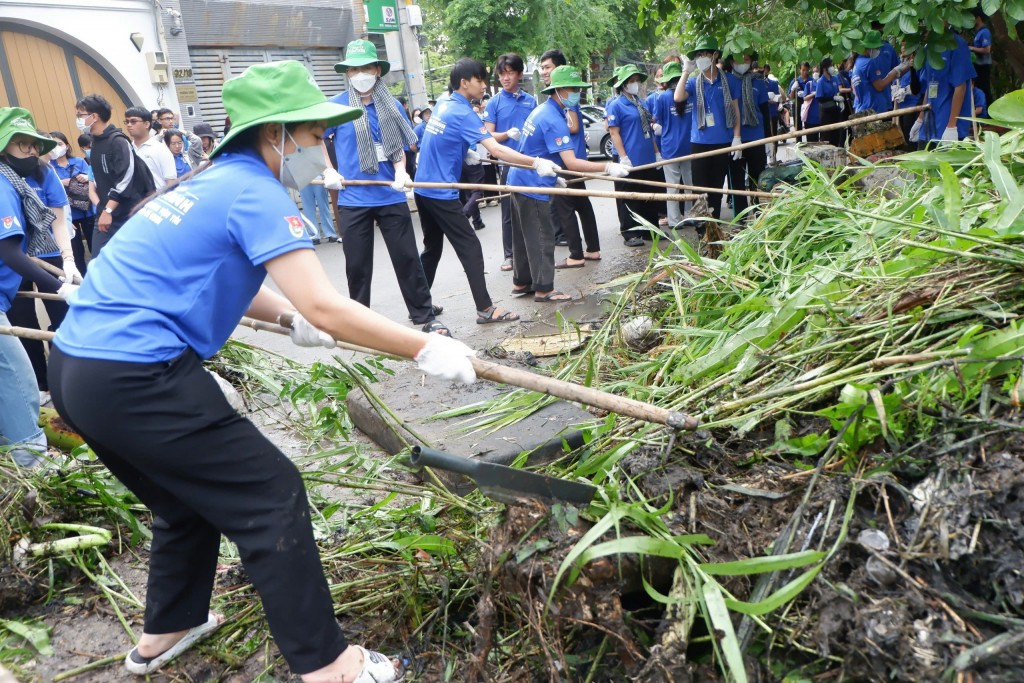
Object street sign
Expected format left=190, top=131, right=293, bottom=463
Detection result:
left=365, top=0, right=400, bottom=32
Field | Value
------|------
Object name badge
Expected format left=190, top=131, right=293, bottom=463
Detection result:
left=927, top=82, right=938, bottom=100
left=706, top=112, right=716, bottom=127
left=374, top=143, right=388, bottom=162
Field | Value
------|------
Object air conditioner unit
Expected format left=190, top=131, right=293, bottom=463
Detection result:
left=146, top=51, right=169, bottom=84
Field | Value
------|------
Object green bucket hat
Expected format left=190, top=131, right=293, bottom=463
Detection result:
left=605, top=65, right=627, bottom=88
left=862, top=30, right=884, bottom=50
left=541, top=65, right=592, bottom=94
left=656, top=61, right=683, bottom=83
left=0, top=107, right=56, bottom=156
left=211, top=60, right=363, bottom=159
left=686, top=36, right=721, bottom=60
left=334, top=39, right=391, bottom=77
left=612, top=64, right=649, bottom=89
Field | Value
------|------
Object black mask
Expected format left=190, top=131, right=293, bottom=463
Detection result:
left=6, top=155, right=39, bottom=178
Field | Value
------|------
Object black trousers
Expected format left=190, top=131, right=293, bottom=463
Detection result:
left=48, top=347, right=347, bottom=675
left=70, top=216, right=91, bottom=275
left=975, top=64, right=992, bottom=111
left=339, top=203, right=434, bottom=324
left=614, top=166, right=664, bottom=240
left=406, top=150, right=417, bottom=181
left=460, top=163, right=485, bottom=224
left=729, top=143, right=767, bottom=219
left=820, top=103, right=845, bottom=147
left=553, top=183, right=599, bottom=260
left=415, top=193, right=493, bottom=312
left=690, top=142, right=732, bottom=221
left=7, top=254, right=67, bottom=390
left=499, top=165, right=513, bottom=259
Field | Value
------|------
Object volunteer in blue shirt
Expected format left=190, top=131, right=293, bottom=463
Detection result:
left=763, top=64, right=781, bottom=154
left=416, top=58, right=561, bottom=324
left=973, top=86, right=988, bottom=119
left=852, top=30, right=909, bottom=114
left=813, top=57, right=845, bottom=147
left=507, top=66, right=627, bottom=297
left=606, top=63, right=663, bottom=246
left=483, top=53, right=536, bottom=271
left=801, top=74, right=821, bottom=141
left=163, top=129, right=192, bottom=177
left=323, top=40, right=446, bottom=334
left=910, top=28, right=976, bottom=143
left=49, top=61, right=474, bottom=683
left=0, top=108, right=77, bottom=469
left=969, top=10, right=993, bottom=108
left=652, top=60, right=692, bottom=227
left=675, top=36, right=742, bottom=224
left=727, top=51, right=769, bottom=220
left=788, top=63, right=812, bottom=133
left=894, top=44, right=923, bottom=146
left=413, top=107, right=430, bottom=146
left=49, top=131, right=93, bottom=275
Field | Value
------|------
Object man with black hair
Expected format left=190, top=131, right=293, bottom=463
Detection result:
left=969, top=10, right=993, bottom=107
left=125, top=106, right=176, bottom=190
left=483, top=53, right=536, bottom=271
left=76, top=95, right=154, bottom=255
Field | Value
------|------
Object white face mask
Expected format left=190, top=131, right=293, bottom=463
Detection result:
left=696, top=56, right=713, bottom=73
left=829, top=66, right=838, bottom=76
left=624, top=82, right=640, bottom=96
left=733, top=64, right=750, bottom=75
left=867, top=48, right=881, bottom=59
left=50, top=144, right=67, bottom=160
left=277, top=128, right=328, bottom=191
left=75, top=115, right=92, bottom=133
left=349, top=72, right=376, bottom=93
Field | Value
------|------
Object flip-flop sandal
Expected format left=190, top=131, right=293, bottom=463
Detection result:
left=500, top=258, right=513, bottom=272
left=421, top=320, right=452, bottom=337
left=476, top=307, right=520, bottom=324
left=353, top=645, right=405, bottom=683
left=583, top=253, right=602, bottom=261
left=554, top=259, right=585, bottom=269
left=510, top=286, right=534, bottom=296
left=534, top=291, right=573, bottom=302
left=125, top=612, right=221, bottom=675
left=431, top=304, right=443, bottom=316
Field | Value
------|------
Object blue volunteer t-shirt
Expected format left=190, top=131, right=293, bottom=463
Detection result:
left=852, top=55, right=891, bottom=113
left=326, top=92, right=408, bottom=208
left=729, top=75, right=768, bottom=142
left=802, top=79, right=820, bottom=126
left=652, top=88, right=691, bottom=158
left=897, top=70, right=920, bottom=110
left=54, top=149, right=313, bottom=362
left=27, top=166, right=69, bottom=259
left=606, top=94, right=657, bottom=164
left=50, top=157, right=94, bottom=220
left=413, top=120, right=427, bottom=145
left=922, top=32, right=976, bottom=141
left=508, top=97, right=575, bottom=202
left=766, top=78, right=781, bottom=119
left=973, top=26, right=992, bottom=65
left=973, top=87, right=988, bottom=118
left=0, top=177, right=28, bottom=313
left=879, top=41, right=901, bottom=75
left=570, top=104, right=588, bottom=160
left=415, top=92, right=492, bottom=201
left=482, top=88, right=537, bottom=148
left=685, top=73, right=740, bottom=145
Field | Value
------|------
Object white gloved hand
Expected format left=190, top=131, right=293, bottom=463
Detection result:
left=322, top=168, right=345, bottom=191
left=415, top=334, right=477, bottom=384
left=682, top=58, right=696, bottom=75
left=652, top=123, right=663, bottom=136
left=909, top=119, right=922, bottom=142
left=391, top=167, right=411, bottom=191
left=619, top=156, right=633, bottom=169
left=505, top=127, right=521, bottom=141
left=655, top=153, right=664, bottom=162
left=555, top=177, right=568, bottom=188
left=56, top=283, right=78, bottom=301
left=731, top=136, right=744, bottom=161
left=288, top=312, right=335, bottom=348
left=532, top=157, right=561, bottom=177
left=941, top=126, right=959, bottom=142
left=605, top=162, right=629, bottom=178
left=464, top=149, right=482, bottom=165
left=477, top=145, right=490, bottom=160
left=61, top=258, right=82, bottom=285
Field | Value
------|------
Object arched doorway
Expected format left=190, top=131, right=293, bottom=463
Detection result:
left=0, top=22, right=133, bottom=152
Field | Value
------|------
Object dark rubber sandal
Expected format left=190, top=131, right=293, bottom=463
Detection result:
left=583, top=253, right=602, bottom=261
left=476, top=307, right=520, bottom=324
left=510, top=286, right=534, bottom=296
left=421, top=320, right=452, bottom=336
left=431, top=304, right=443, bottom=316
left=554, top=259, right=585, bottom=269
left=534, top=291, right=573, bottom=302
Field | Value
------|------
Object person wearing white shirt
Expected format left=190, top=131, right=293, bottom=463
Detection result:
left=124, top=106, right=176, bottom=190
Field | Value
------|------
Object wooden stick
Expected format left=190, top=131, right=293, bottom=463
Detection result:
left=0, top=324, right=53, bottom=342
left=629, top=103, right=930, bottom=172
left=338, top=178, right=702, bottom=203
left=17, top=291, right=62, bottom=301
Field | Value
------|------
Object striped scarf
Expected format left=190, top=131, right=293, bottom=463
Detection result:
left=738, top=71, right=763, bottom=128
left=622, top=92, right=654, bottom=139
left=695, top=69, right=737, bottom=131
left=0, top=161, right=59, bottom=257
left=348, top=80, right=419, bottom=175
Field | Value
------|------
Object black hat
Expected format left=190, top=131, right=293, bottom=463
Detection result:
left=193, top=122, right=216, bottom=140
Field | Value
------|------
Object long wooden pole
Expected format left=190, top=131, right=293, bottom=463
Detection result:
left=339, top=178, right=701, bottom=203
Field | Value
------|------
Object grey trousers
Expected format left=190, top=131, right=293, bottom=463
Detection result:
left=662, top=159, right=693, bottom=226
left=511, top=193, right=556, bottom=293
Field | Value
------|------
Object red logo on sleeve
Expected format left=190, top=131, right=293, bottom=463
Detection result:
left=285, top=215, right=305, bottom=238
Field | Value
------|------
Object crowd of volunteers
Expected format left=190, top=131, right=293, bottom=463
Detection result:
left=0, top=11, right=1003, bottom=679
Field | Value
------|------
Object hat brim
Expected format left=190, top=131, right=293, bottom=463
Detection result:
left=541, top=80, right=593, bottom=94
left=686, top=46, right=719, bottom=60
left=210, top=100, right=364, bottom=159
left=614, top=72, right=649, bottom=89
left=656, top=71, right=682, bottom=84
left=0, top=129, right=57, bottom=156
left=334, top=59, right=391, bottom=77
left=862, top=40, right=883, bottom=50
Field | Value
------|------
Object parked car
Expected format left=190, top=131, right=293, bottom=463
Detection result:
left=581, top=109, right=614, bottom=159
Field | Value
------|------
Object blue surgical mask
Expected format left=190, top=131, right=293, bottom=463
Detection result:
left=565, top=92, right=581, bottom=107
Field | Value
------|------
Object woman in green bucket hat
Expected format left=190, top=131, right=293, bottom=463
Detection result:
left=0, top=106, right=79, bottom=470
left=49, top=60, right=474, bottom=682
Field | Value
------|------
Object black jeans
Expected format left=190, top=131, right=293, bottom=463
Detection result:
left=7, top=254, right=67, bottom=390
left=339, top=202, right=434, bottom=324
left=690, top=142, right=732, bottom=221
left=460, top=163, right=485, bottom=224
left=729, top=142, right=767, bottom=219
left=499, top=165, right=513, bottom=259
left=553, top=184, right=599, bottom=260
left=614, top=166, right=665, bottom=240
left=415, top=193, right=493, bottom=312
left=48, top=347, right=348, bottom=675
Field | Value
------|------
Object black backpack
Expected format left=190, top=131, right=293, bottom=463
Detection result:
left=112, top=131, right=157, bottom=202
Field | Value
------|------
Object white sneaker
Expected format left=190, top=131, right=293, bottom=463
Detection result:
left=39, top=391, right=51, bottom=406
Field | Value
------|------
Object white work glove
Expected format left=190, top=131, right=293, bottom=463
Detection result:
left=415, top=334, right=477, bottom=384
left=834, top=94, right=846, bottom=113
left=61, top=258, right=82, bottom=285
left=605, top=162, right=629, bottom=178
left=464, top=149, right=482, bottom=165
left=731, top=136, right=743, bottom=161
left=56, top=283, right=78, bottom=301
left=909, top=119, right=922, bottom=142
left=555, top=177, right=568, bottom=188
left=941, top=127, right=959, bottom=142
left=682, top=58, right=696, bottom=75
left=652, top=123, right=663, bottom=136
left=322, top=168, right=345, bottom=191
left=505, top=127, right=521, bottom=141
left=619, top=156, right=633, bottom=169
left=532, top=157, right=561, bottom=177
left=288, top=312, right=335, bottom=348
left=391, top=166, right=411, bottom=191
left=655, top=153, right=663, bottom=162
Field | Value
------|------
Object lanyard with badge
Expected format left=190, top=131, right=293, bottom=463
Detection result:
left=703, top=74, right=716, bottom=128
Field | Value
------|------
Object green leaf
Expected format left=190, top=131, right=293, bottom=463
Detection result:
left=939, top=162, right=962, bottom=232
left=981, top=0, right=1001, bottom=15
left=724, top=563, right=823, bottom=615
left=700, top=550, right=825, bottom=576
left=983, top=132, right=1021, bottom=202
left=702, top=580, right=749, bottom=683
left=0, top=619, right=53, bottom=656
left=777, top=432, right=830, bottom=456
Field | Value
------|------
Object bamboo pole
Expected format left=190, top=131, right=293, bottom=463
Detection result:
left=17, top=291, right=62, bottom=301
left=629, top=103, right=931, bottom=172
left=339, top=178, right=701, bottom=203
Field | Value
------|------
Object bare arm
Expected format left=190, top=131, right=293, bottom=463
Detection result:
left=674, top=77, right=689, bottom=103
left=484, top=121, right=512, bottom=143
left=608, top=127, right=627, bottom=158
left=948, top=82, right=967, bottom=129
left=557, top=149, right=610, bottom=173
left=566, top=109, right=580, bottom=135
left=731, top=101, right=741, bottom=138
left=49, top=206, right=73, bottom=261
left=479, top=136, right=546, bottom=168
